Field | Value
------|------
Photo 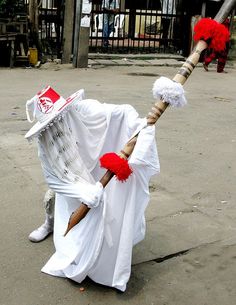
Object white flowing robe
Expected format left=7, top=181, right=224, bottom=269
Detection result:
left=38, top=98, right=160, bottom=291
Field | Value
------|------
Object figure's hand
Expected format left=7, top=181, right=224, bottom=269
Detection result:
left=81, top=181, right=104, bottom=208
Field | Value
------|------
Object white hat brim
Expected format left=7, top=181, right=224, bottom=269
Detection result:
left=25, top=89, right=85, bottom=141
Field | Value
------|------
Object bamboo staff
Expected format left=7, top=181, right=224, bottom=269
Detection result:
left=64, top=0, right=236, bottom=236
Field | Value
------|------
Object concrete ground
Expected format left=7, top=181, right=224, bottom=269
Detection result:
left=0, top=58, right=235, bottom=305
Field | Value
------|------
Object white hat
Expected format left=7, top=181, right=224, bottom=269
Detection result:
left=25, top=86, right=85, bottom=141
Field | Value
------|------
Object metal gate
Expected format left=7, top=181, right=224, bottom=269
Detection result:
left=34, top=0, right=192, bottom=58
left=37, top=0, right=65, bottom=58
left=89, top=0, right=189, bottom=55
left=36, top=0, right=190, bottom=58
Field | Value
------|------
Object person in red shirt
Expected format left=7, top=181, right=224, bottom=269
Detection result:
left=203, top=18, right=230, bottom=73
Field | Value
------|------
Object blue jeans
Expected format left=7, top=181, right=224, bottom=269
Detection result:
left=103, top=17, right=114, bottom=46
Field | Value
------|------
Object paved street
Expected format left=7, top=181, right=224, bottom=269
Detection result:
left=0, top=58, right=235, bottom=305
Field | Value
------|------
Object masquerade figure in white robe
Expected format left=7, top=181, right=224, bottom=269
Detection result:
left=25, top=88, right=160, bottom=291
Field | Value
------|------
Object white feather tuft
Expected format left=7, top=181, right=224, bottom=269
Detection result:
left=152, top=76, right=187, bottom=107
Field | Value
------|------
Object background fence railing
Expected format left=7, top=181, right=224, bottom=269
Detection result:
left=89, top=9, right=187, bottom=54
left=37, top=0, right=65, bottom=58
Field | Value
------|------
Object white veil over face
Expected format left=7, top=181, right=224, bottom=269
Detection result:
left=39, top=99, right=110, bottom=184
left=39, top=119, right=94, bottom=184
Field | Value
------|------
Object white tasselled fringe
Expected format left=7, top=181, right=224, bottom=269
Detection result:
left=26, top=103, right=74, bottom=143
left=152, top=76, right=187, bottom=107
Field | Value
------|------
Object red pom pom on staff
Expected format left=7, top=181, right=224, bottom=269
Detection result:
left=193, top=18, right=230, bottom=52
left=100, top=152, right=133, bottom=182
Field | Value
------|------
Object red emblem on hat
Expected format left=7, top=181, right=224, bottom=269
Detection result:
left=37, top=86, right=61, bottom=114
left=37, top=97, right=54, bottom=114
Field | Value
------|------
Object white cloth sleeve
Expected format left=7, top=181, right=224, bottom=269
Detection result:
left=39, top=149, right=103, bottom=208
left=129, top=124, right=160, bottom=176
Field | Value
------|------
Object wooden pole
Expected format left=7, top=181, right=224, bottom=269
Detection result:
left=62, top=0, right=75, bottom=64
left=72, top=0, right=83, bottom=67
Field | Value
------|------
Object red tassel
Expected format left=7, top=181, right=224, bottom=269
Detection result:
left=100, top=152, right=132, bottom=182
left=194, top=18, right=230, bottom=52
